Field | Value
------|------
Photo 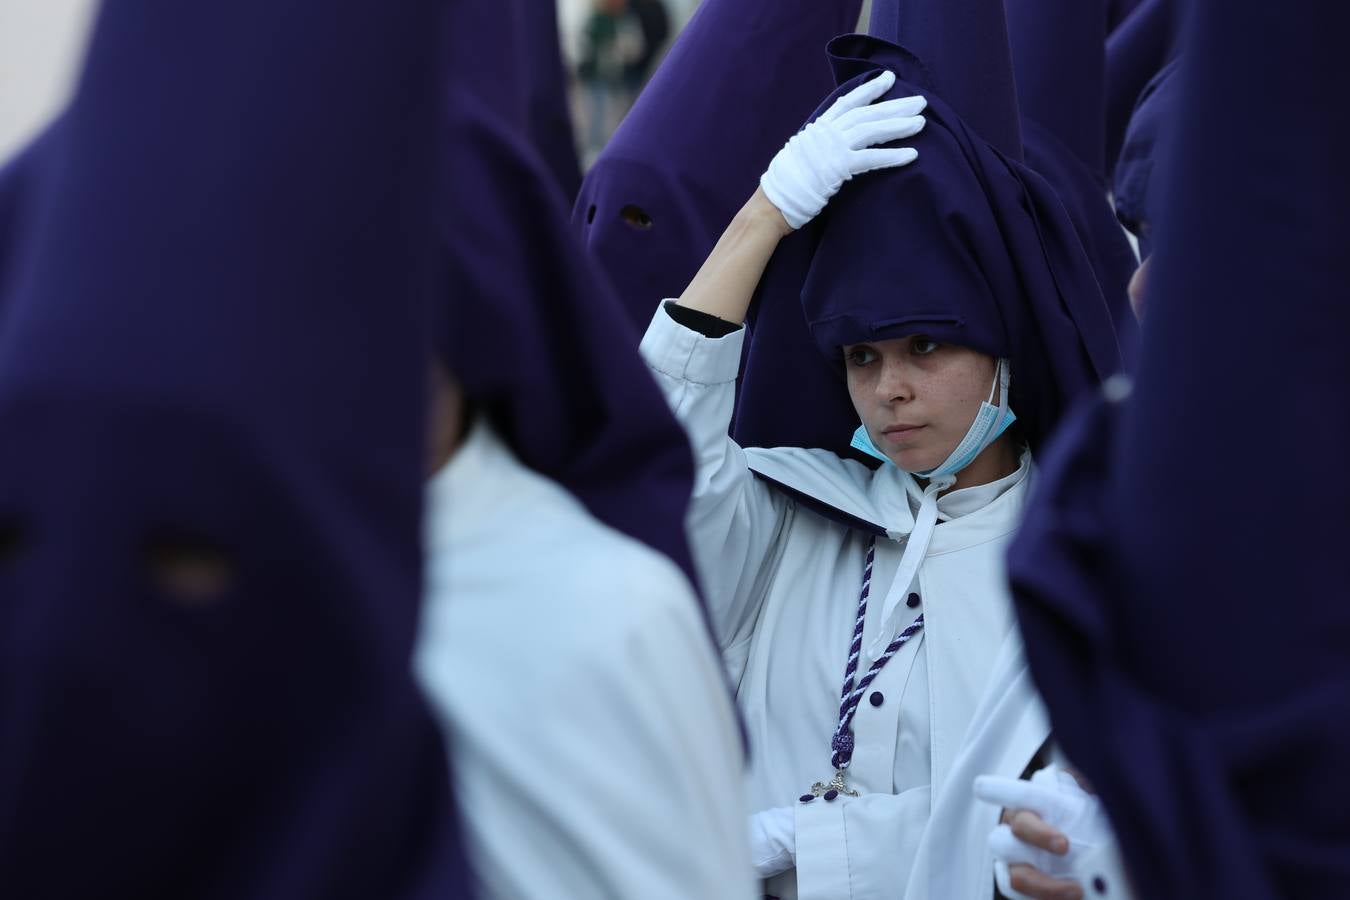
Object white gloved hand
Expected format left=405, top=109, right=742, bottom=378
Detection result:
left=974, top=766, right=1117, bottom=898
left=748, top=806, right=796, bottom=878
left=760, top=69, right=926, bottom=229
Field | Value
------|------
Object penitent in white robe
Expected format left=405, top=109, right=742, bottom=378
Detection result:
left=641, top=305, right=1052, bottom=900
left=415, top=419, right=756, bottom=900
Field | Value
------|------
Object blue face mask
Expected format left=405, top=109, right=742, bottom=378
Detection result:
left=850, top=357, right=1016, bottom=477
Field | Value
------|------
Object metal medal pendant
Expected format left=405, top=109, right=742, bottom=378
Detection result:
left=809, top=768, right=860, bottom=798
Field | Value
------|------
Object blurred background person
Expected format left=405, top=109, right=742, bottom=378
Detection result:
left=575, top=0, right=670, bottom=164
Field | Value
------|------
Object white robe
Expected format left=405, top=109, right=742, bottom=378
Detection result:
left=415, top=419, right=757, bottom=900
left=904, top=641, right=1135, bottom=900
left=903, top=636, right=1049, bottom=900
left=641, top=306, right=1051, bottom=899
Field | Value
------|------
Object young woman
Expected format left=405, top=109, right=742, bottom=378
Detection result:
left=640, top=35, right=1122, bottom=899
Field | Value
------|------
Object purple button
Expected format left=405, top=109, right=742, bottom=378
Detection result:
left=906, top=592, right=921, bottom=608
left=869, top=691, right=884, bottom=707
left=824, top=790, right=839, bottom=802
left=799, top=794, right=815, bottom=804
left=1093, top=876, right=1108, bottom=894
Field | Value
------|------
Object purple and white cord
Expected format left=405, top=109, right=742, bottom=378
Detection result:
left=830, top=537, right=924, bottom=770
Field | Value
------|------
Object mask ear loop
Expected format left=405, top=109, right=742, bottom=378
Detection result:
left=981, top=358, right=1017, bottom=457
left=990, top=357, right=1010, bottom=410
left=995, top=358, right=1015, bottom=437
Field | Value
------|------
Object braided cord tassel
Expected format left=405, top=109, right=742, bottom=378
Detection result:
left=830, top=536, right=925, bottom=770
left=837, top=539, right=876, bottom=723
left=832, top=615, right=923, bottom=769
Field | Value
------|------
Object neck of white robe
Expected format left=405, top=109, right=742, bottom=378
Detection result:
left=867, top=449, right=1030, bottom=659
left=426, top=415, right=513, bottom=548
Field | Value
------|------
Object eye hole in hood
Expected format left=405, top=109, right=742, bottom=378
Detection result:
left=143, top=530, right=236, bottom=607
left=620, top=204, right=654, bottom=231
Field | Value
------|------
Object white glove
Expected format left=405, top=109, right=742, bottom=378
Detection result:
left=748, top=806, right=796, bottom=878
left=974, top=766, right=1117, bottom=899
left=760, top=69, right=926, bottom=229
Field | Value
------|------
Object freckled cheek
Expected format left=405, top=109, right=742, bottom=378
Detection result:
left=844, top=370, right=875, bottom=411
left=918, top=372, right=984, bottom=438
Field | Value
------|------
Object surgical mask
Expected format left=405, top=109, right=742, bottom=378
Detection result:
left=850, top=357, right=1017, bottom=479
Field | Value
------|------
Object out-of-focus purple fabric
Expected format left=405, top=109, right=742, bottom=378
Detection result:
left=0, top=3, right=470, bottom=897
left=1009, top=1, right=1350, bottom=895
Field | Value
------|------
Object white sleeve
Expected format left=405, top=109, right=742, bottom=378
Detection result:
left=639, top=303, right=792, bottom=659
left=792, top=788, right=932, bottom=900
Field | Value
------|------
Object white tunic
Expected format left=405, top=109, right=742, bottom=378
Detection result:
left=415, top=419, right=756, bottom=900
left=905, top=649, right=1133, bottom=900
left=641, top=306, right=1048, bottom=899
left=903, top=636, right=1050, bottom=899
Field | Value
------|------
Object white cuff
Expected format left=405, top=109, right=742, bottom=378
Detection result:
left=793, top=797, right=852, bottom=900
left=638, top=302, right=746, bottom=386
left=1071, top=840, right=1133, bottom=900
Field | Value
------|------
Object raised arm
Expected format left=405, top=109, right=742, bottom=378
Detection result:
left=644, top=70, right=926, bottom=665
left=675, top=187, right=791, bottom=325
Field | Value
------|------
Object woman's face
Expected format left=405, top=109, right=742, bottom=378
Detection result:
left=842, top=336, right=999, bottom=472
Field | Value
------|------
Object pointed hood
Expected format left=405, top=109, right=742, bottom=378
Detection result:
left=1010, top=0, right=1350, bottom=895
left=438, top=0, right=581, bottom=201
left=520, top=0, right=583, bottom=201
left=736, top=34, right=1123, bottom=457
left=441, top=0, right=527, bottom=128
left=434, top=89, right=702, bottom=595
left=1105, top=0, right=1186, bottom=176
left=435, top=2, right=705, bottom=599
left=0, top=3, right=468, bottom=896
left=573, top=0, right=863, bottom=329
left=1006, top=0, right=1108, bottom=177
left=1006, top=0, right=1139, bottom=336
left=1112, top=55, right=1181, bottom=254
left=867, top=0, right=1022, bottom=160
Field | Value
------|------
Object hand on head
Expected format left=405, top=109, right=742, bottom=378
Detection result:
left=761, top=70, right=927, bottom=230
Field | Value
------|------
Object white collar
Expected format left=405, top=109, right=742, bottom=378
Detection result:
left=903, top=448, right=1032, bottom=522
left=743, top=445, right=1032, bottom=540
